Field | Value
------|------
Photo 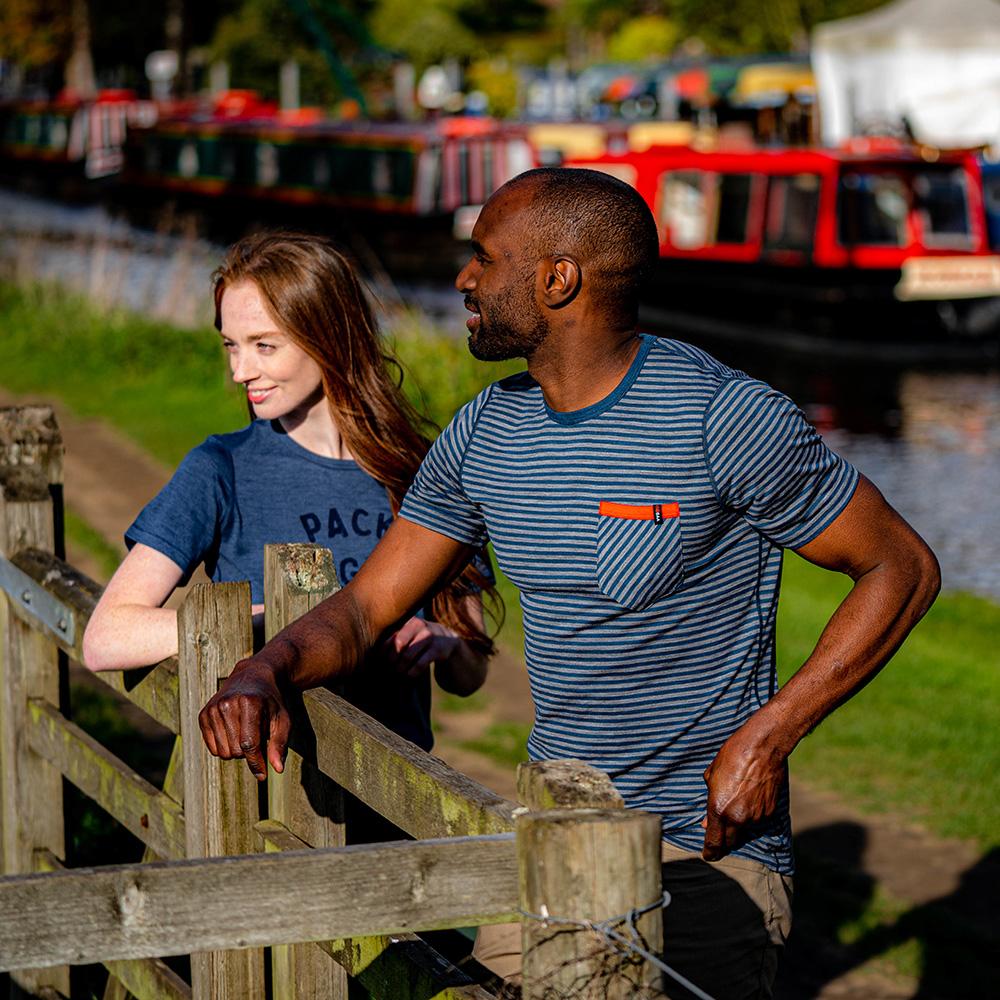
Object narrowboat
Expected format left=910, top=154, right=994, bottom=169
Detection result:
left=566, top=140, right=1000, bottom=352
left=121, top=96, right=536, bottom=222
left=0, top=91, right=156, bottom=182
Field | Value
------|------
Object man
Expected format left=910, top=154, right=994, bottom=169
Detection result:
left=199, top=168, right=940, bottom=998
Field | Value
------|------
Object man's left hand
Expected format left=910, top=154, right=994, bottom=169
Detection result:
left=701, top=725, right=787, bottom=861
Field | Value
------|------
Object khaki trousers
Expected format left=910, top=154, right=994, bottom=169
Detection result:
left=473, top=840, right=793, bottom=1000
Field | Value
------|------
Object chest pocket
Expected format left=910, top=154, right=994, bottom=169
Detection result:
left=595, top=501, right=685, bottom=610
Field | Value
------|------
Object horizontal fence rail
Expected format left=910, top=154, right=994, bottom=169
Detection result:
left=0, top=545, right=519, bottom=838
left=26, top=696, right=186, bottom=859
left=5, top=545, right=180, bottom=733
left=0, top=834, right=519, bottom=970
left=0, top=405, right=667, bottom=1000
left=297, top=686, right=519, bottom=839
left=33, top=849, right=194, bottom=1000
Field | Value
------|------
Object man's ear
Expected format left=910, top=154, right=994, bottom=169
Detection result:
left=539, top=255, right=581, bottom=308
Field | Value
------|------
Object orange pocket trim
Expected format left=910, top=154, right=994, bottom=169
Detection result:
left=599, top=501, right=680, bottom=521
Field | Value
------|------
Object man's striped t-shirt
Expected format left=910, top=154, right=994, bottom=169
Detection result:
left=400, top=334, right=859, bottom=874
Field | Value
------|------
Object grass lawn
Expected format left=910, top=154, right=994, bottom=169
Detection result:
left=0, top=282, right=246, bottom=465
left=3, top=280, right=997, bottom=852
left=0, top=283, right=519, bottom=466
left=778, top=553, right=1000, bottom=847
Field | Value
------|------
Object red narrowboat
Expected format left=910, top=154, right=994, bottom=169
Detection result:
left=565, top=140, right=1000, bottom=350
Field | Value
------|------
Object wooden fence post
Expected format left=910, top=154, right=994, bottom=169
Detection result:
left=262, top=543, right=346, bottom=1000
left=516, top=761, right=664, bottom=1000
left=177, top=581, right=265, bottom=1000
left=517, top=759, right=626, bottom=813
left=0, top=406, right=69, bottom=997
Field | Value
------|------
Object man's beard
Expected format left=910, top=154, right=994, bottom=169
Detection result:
left=467, top=286, right=550, bottom=362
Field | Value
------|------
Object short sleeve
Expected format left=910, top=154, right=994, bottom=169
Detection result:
left=399, top=392, right=491, bottom=547
left=125, top=439, right=231, bottom=581
left=704, top=378, right=859, bottom=549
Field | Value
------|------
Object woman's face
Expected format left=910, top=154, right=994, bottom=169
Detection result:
left=219, top=281, right=325, bottom=422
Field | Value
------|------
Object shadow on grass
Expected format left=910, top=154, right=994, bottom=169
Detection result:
left=776, top=822, right=999, bottom=999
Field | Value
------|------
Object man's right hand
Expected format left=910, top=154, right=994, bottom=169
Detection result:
left=198, top=660, right=291, bottom=781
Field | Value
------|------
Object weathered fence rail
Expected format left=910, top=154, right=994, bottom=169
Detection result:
left=0, top=406, right=666, bottom=1000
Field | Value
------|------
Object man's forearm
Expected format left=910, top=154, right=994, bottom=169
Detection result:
left=701, top=537, right=939, bottom=860
left=200, top=519, right=480, bottom=778
left=746, top=545, right=940, bottom=756
left=245, top=586, right=377, bottom=691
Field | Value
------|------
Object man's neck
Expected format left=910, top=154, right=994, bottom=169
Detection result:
left=528, top=328, right=642, bottom=414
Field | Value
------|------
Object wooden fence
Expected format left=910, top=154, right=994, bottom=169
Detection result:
left=0, top=406, right=666, bottom=1000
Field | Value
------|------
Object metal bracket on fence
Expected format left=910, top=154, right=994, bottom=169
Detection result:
left=0, top=555, right=75, bottom=645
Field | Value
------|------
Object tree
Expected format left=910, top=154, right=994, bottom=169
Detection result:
left=65, top=0, right=97, bottom=96
left=607, top=15, right=680, bottom=62
left=670, top=0, right=891, bottom=55
left=465, top=56, right=519, bottom=117
left=455, top=0, right=548, bottom=39
left=368, top=0, right=479, bottom=69
left=208, top=0, right=372, bottom=104
left=0, top=0, right=73, bottom=75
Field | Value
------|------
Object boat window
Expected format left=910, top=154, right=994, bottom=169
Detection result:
left=660, top=170, right=755, bottom=248
left=983, top=172, right=1000, bottom=214
left=716, top=173, right=753, bottom=244
left=838, top=171, right=908, bottom=246
left=661, top=171, right=709, bottom=249
left=982, top=171, right=1000, bottom=250
left=764, top=173, right=820, bottom=253
left=914, top=168, right=972, bottom=248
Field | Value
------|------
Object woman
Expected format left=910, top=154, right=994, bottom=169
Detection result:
left=83, top=231, right=496, bottom=749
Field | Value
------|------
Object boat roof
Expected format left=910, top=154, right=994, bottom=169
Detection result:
left=573, top=142, right=973, bottom=170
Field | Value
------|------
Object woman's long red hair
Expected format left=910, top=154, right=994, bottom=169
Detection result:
left=213, top=231, right=498, bottom=654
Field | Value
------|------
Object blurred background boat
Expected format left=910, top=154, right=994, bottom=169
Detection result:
left=3, top=0, right=1000, bottom=356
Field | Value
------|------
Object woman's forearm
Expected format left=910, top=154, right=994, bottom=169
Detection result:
left=434, top=639, right=489, bottom=696
left=82, top=605, right=179, bottom=671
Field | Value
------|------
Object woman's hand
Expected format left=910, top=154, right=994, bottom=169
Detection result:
left=381, top=617, right=461, bottom=679
left=382, top=616, right=488, bottom=696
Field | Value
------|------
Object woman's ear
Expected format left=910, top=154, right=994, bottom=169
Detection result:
left=539, top=254, right=582, bottom=308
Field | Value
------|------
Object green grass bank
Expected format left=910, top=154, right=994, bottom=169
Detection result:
left=3, top=280, right=997, bottom=851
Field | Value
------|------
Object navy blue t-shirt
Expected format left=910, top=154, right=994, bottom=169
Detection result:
left=127, top=418, right=434, bottom=748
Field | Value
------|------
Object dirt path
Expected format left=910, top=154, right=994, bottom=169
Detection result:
left=5, top=389, right=993, bottom=999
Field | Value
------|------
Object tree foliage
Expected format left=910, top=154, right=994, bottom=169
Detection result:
left=455, top=0, right=547, bottom=38
left=607, top=15, right=680, bottom=62
left=0, top=0, right=72, bottom=69
left=367, top=0, right=547, bottom=70
left=559, top=0, right=892, bottom=58
left=2, top=0, right=897, bottom=102
left=207, top=0, right=374, bottom=103
left=369, top=0, right=479, bottom=67
left=465, top=56, right=519, bottom=117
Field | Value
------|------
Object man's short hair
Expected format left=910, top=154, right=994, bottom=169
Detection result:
left=506, top=167, right=660, bottom=307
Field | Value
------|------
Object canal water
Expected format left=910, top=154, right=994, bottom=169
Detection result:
left=676, top=335, right=1000, bottom=603
left=3, top=188, right=999, bottom=603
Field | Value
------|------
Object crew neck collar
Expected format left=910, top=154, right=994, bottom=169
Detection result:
left=265, top=420, right=359, bottom=468
left=543, top=335, right=653, bottom=426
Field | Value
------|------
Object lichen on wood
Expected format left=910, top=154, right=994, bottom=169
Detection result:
left=517, top=760, right=625, bottom=811
left=272, top=542, right=340, bottom=593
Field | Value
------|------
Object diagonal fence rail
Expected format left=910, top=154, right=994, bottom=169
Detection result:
left=0, top=405, right=666, bottom=1000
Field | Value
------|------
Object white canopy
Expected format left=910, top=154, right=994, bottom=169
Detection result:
left=812, top=0, right=1000, bottom=148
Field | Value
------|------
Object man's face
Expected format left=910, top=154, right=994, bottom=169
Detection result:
left=455, top=186, right=550, bottom=362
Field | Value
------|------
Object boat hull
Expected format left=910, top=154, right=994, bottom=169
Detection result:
left=647, top=256, right=1000, bottom=348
